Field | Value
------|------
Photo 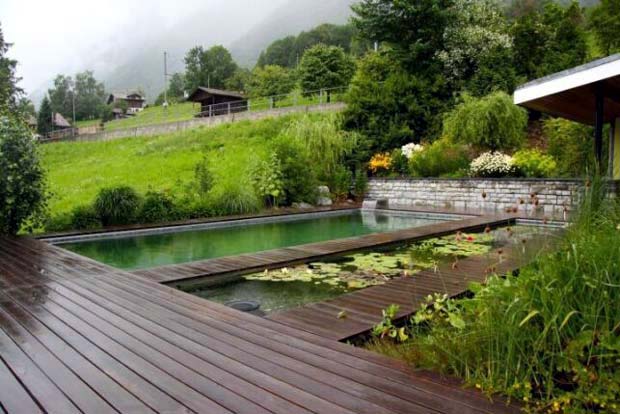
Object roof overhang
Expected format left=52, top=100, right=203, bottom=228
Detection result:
left=514, top=54, right=620, bottom=125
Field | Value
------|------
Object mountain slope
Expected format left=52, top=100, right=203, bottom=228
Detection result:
left=229, top=0, right=355, bottom=67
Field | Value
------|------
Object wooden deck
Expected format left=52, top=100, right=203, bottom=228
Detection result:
left=268, top=244, right=525, bottom=341
left=0, top=234, right=522, bottom=413
left=132, top=214, right=515, bottom=284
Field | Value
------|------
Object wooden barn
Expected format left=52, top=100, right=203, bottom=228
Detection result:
left=187, top=87, right=247, bottom=117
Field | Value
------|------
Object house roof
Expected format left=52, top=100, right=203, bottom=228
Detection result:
left=187, top=87, right=245, bottom=102
left=107, top=92, right=145, bottom=104
left=53, top=113, right=71, bottom=128
left=514, top=54, right=620, bottom=125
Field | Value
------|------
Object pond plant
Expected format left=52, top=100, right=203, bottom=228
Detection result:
left=367, top=178, right=620, bottom=413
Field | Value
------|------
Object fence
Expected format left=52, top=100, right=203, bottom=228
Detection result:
left=196, top=86, right=348, bottom=118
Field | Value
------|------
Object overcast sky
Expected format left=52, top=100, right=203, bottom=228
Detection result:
left=1, top=0, right=286, bottom=95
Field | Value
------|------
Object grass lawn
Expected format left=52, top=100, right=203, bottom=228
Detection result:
left=104, top=102, right=199, bottom=131
left=40, top=112, right=327, bottom=219
left=75, top=119, right=101, bottom=128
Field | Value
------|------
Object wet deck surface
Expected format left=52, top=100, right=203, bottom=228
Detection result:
left=0, top=231, right=522, bottom=413
left=131, top=214, right=515, bottom=284
left=268, top=245, right=525, bottom=341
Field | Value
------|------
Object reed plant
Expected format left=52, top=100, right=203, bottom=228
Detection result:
left=371, top=177, right=620, bottom=413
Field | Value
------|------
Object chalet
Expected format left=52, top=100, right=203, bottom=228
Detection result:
left=107, top=92, right=146, bottom=114
left=187, top=87, right=247, bottom=117
left=53, top=113, right=71, bottom=129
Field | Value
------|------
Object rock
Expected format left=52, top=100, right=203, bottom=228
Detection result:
left=292, top=202, right=314, bottom=209
left=316, top=186, right=332, bottom=206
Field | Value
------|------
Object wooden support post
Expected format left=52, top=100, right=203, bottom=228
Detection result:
left=227, top=102, right=231, bottom=115
left=613, top=118, right=620, bottom=180
left=595, top=83, right=604, bottom=168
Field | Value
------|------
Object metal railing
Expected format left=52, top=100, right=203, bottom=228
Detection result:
left=195, top=85, right=348, bottom=118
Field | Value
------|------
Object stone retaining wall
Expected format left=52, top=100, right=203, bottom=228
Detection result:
left=367, top=178, right=594, bottom=215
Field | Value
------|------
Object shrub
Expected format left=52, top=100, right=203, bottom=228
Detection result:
left=443, top=91, right=527, bottom=151
left=250, top=152, right=284, bottom=207
left=0, top=116, right=47, bottom=234
left=543, top=118, right=597, bottom=177
left=401, top=143, right=424, bottom=159
left=328, top=165, right=353, bottom=202
left=397, top=178, right=620, bottom=412
left=272, top=136, right=318, bottom=205
left=469, top=151, right=518, bottom=178
left=512, top=149, right=557, bottom=178
left=408, top=138, right=470, bottom=177
left=139, top=191, right=177, bottom=223
left=94, top=186, right=141, bottom=226
left=353, top=167, right=368, bottom=201
left=194, top=157, right=214, bottom=195
left=368, top=153, right=392, bottom=176
left=70, top=205, right=101, bottom=230
left=208, top=183, right=261, bottom=216
left=389, top=149, right=409, bottom=176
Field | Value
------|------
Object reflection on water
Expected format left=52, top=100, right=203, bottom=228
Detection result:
left=61, top=211, right=443, bottom=270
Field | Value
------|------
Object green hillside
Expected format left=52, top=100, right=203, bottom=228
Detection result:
left=41, top=113, right=311, bottom=222
left=104, top=102, right=199, bottom=131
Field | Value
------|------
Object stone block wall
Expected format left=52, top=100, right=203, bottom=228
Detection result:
left=367, top=178, right=589, bottom=215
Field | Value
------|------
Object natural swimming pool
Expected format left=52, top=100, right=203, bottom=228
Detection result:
left=58, top=210, right=451, bottom=270
left=185, top=224, right=558, bottom=314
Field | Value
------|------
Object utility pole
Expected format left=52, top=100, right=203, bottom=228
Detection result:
left=163, top=51, right=169, bottom=107
left=72, top=87, right=76, bottom=137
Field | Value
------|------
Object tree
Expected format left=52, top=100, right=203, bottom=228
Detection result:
left=184, top=45, right=238, bottom=92
left=37, top=96, right=53, bottom=136
left=351, top=0, right=454, bottom=74
left=437, top=0, right=515, bottom=94
left=0, top=23, right=22, bottom=111
left=443, top=91, right=528, bottom=151
left=343, top=51, right=447, bottom=152
left=511, top=2, right=587, bottom=81
left=155, top=72, right=186, bottom=105
left=257, top=36, right=297, bottom=68
left=0, top=115, right=47, bottom=234
left=48, top=74, right=74, bottom=121
left=73, top=71, right=105, bottom=120
left=16, top=97, right=36, bottom=118
left=224, top=68, right=251, bottom=93
left=297, top=44, right=355, bottom=99
left=247, top=65, right=295, bottom=105
left=589, top=0, right=620, bottom=55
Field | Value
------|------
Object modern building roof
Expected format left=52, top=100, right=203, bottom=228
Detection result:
left=187, top=87, right=245, bottom=102
left=514, top=54, right=620, bottom=125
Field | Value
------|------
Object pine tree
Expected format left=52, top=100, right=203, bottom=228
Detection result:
left=37, top=96, right=53, bottom=136
left=0, top=22, right=22, bottom=112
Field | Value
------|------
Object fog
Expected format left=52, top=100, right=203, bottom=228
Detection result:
left=1, top=0, right=288, bottom=96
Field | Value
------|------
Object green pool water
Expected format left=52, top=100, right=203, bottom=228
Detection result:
left=185, top=224, right=558, bottom=315
left=60, top=211, right=443, bottom=270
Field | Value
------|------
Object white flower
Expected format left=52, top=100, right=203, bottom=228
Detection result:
left=470, top=151, right=516, bottom=177
left=401, top=143, right=424, bottom=159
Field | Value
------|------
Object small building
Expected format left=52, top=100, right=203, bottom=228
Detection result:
left=107, top=92, right=146, bottom=114
left=514, top=54, right=620, bottom=179
left=53, top=113, right=72, bottom=129
left=187, top=87, right=247, bottom=117
left=26, top=115, right=37, bottom=130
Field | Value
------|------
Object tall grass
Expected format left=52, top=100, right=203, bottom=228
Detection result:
left=376, top=177, right=620, bottom=413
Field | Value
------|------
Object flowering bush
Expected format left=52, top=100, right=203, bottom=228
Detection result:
left=401, top=143, right=424, bottom=159
left=469, top=151, right=517, bottom=177
left=409, top=138, right=470, bottom=177
left=513, top=149, right=557, bottom=178
left=369, top=153, right=392, bottom=175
